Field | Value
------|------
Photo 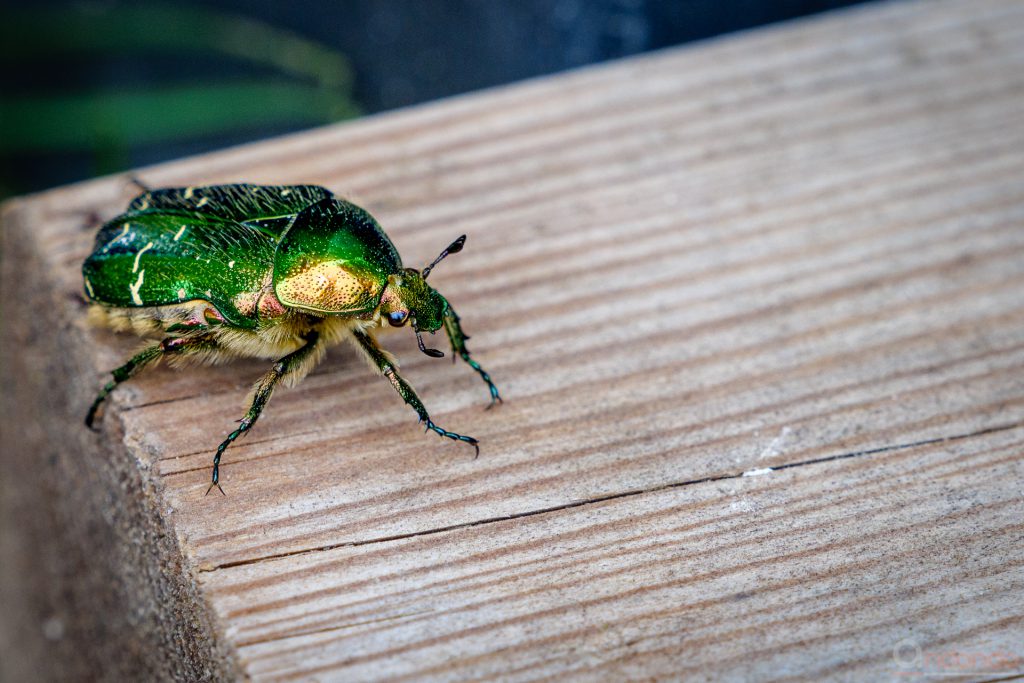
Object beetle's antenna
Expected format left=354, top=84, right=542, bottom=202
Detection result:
left=422, top=235, right=466, bottom=279
left=415, top=327, right=445, bottom=358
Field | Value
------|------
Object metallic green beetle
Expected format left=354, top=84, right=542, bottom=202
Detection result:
left=82, top=183, right=500, bottom=494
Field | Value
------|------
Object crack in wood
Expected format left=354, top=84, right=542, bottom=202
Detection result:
left=199, top=421, right=1023, bottom=573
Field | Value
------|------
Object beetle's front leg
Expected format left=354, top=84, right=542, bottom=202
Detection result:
left=208, top=331, right=320, bottom=495
left=443, top=305, right=501, bottom=408
left=351, top=329, right=479, bottom=455
left=86, top=334, right=217, bottom=429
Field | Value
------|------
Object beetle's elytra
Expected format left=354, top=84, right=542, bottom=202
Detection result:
left=82, top=182, right=500, bottom=494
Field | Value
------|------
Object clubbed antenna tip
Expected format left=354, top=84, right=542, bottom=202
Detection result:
left=422, top=235, right=466, bottom=279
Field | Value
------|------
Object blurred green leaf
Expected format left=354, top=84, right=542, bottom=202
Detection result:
left=0, top=81, right=360, bottom=153
left=0, top=3, right=353, bottom=89
left=0, top=2, right=360, bottom=198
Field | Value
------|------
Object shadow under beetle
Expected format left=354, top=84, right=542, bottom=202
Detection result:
left=82, top=182, right=500, bottom=494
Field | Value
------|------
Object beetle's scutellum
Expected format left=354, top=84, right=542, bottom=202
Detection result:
left=83, top=183, right=500, bottom=494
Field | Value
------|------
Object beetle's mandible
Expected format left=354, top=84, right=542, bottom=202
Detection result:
left=82, top=182, right=501, bottom=494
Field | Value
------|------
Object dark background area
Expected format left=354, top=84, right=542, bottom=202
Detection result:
left=0, top=0, right=875, bottom=199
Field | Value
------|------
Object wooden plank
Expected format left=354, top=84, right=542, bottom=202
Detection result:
left=2, top=0, right=1023, bottom=679
left=211, top=427, right=1024, bottom=681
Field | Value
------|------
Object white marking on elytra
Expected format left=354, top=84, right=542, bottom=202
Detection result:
left=177, top=288, right=186, bottom=299
left=138, top=198, right=150, bottom=210
left=205, top=289, right=212, bottom=297
left=228, top=260, right=235, bottom=268
left=173, top=225, right=187, bottom=241
left=196, top=197, right=209, bottom=208
left=84, top=277, right=95, bottom=298
left=184, top=187, right=195, bottom=199
left=132, top=241, right=153, bottom=273
left=281, top=188, right=292, bottom=196
left=129, top=270, right=145, bottom=305
left=104, top=223, right=131, bottom=252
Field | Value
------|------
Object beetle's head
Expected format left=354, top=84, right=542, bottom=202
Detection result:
left=378, top=235, right=466, bottom=357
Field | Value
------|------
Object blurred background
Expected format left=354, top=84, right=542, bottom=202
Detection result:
left=0, top=0, right=871, bottom=200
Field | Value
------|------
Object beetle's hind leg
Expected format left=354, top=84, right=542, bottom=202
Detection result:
left=352, top=329, right=480, bottom=455
left=443, top=306, right=501, bottom=408
left=207, top=331, right=321, bottom=495
left=86, top=334, right=217, bottom=429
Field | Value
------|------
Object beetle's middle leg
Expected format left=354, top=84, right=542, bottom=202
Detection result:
left=208, top=331, right=320, bottom=495
left=86, top=334, right=217, bottom=429
left=352, top=328, right=479, bottom=455
left=443, top=306, right=501, bottom=408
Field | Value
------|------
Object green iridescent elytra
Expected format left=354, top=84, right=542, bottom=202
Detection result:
left=83, top=182, right=500, bottom=494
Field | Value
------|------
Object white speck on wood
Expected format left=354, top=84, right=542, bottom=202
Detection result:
left=759, top=425, right=794, bottom=459
left=743, top=467, right=774, bottom=477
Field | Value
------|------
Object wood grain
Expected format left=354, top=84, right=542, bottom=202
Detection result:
left=3, top=0, right=1023, bottom=680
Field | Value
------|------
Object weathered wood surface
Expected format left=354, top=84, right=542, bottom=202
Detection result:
left=3, top=0, right=1024, bottom=679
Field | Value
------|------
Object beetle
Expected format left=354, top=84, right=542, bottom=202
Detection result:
left=82, top=182, right=500, bottom=494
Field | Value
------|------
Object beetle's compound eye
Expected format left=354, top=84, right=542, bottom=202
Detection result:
left=388, top=310, right=409, bottom=327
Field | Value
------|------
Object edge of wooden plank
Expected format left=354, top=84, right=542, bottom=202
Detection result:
left=0, top=197, right=241, bottom=681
